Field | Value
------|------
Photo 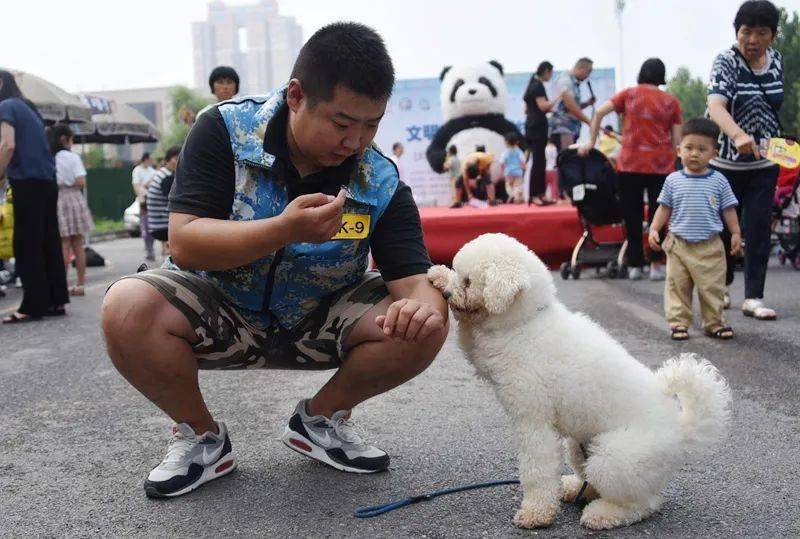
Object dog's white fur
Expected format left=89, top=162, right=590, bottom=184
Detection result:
left=428, top=233, right=731, bottom=530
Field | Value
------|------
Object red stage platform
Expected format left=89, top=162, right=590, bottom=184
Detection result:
left=419, top=204, right=624, bottom=268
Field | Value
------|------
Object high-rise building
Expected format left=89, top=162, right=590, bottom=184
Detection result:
left=192, top=0, right=303, bottom=96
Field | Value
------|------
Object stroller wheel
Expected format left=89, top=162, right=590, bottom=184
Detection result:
left=571, top=265, right=582, bottom=280
left=606, top=261, right=619, bottom=279
left=560, top=262, right=571, bottom=280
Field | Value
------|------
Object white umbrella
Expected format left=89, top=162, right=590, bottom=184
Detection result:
left=6, top=68, right=92, bottom=124
left=72, top=95, right=160, bottom=144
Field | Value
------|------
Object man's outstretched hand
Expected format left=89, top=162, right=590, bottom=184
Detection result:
left=375, top=298, right=446, bottom=343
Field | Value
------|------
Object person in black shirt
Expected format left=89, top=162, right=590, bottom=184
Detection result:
left=101, top=23, right=448, bottom=498
left=523, top=61, right=563, bottom=205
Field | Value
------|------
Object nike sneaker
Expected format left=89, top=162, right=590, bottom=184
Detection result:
left=281, top=400, right=389, bottom=474
left=144, top=422, right=236, bottom=498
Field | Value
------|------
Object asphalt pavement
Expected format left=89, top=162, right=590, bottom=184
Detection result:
left=0, top=237, right=798, bottom=538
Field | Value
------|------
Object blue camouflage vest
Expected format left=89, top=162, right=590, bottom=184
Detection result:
left=197, top=90, right=398, bottom=329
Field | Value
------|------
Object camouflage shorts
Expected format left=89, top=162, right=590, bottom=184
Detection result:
left=115, top=268, right=389, bottom=370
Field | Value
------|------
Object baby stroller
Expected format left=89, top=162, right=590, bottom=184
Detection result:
left=773, top=173, right=800, bottom=270
left=557, top=148, right=628, bottom=280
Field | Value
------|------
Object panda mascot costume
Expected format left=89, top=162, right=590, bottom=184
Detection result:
left=426, top=61, right=523, bottom=185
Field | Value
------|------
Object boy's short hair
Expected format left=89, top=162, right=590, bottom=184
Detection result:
left=391, top=142, right=402, bottom=152
left=504, top=131, right=519, bottom=145
left=734, top=0, right=779, bottom=35
left=465, top=163, right=480, bottom=179
left=290, top=22, right=394, bottom=105
left=208, top=66, right=240, bottom=94
left=447, top=145, right=457, bottom=155
left=165, top=146, right=182, bottom=162
left=681, top=118, right=720, bottom=145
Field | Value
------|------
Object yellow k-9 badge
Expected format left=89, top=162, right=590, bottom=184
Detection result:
left=332, top=213, right=370, bottom=240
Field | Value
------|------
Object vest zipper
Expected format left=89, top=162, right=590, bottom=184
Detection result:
left=262, top=247, right=285, bottom=315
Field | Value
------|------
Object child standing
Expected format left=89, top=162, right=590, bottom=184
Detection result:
left=649, top=118, right=742, bottom=341
left=500, top=132, right=526, bottom=203
left=443, top=145, right=461, bottom=208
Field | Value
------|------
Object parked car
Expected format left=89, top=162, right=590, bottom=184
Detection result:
left=123, top=200, right=140, bottom=237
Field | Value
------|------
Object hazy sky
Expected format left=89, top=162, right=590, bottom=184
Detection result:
left=3, top=0, right=800, bottom=94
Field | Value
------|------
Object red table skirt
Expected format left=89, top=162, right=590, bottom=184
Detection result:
left=419, top=203, right=625, bottom=268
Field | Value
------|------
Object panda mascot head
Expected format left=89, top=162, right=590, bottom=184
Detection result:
left=440, top=61, right=507, bottom=120
left=426, top=61, right=522, bottom=179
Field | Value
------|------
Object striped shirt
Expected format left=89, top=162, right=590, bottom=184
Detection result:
left=657, top=169, right=738, bottom=242
left=146, top=167, right=174, bottom=233
left=707, top=47, right=783, bottom=171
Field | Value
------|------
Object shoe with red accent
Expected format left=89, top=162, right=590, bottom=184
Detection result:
left=281, top=400, right=389, bottom=474
left=144, top=421, right=236, bottom=498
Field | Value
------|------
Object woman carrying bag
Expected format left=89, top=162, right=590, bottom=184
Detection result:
left=707, top=0, right=783, bottom=320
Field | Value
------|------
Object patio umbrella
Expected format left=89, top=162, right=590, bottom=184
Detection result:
left=71, top=95, right=160, bottom=144
left=6, top=68, right=92, bottom=124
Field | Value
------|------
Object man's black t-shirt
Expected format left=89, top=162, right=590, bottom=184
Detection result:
left=169, top=105, right=432, bottom=282
left=523, top=76, right=549, bottom=138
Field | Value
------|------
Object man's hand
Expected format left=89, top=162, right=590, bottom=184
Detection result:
left=730, top=232, right=743, bottom=256
left=649, top=229, right=662, bottom=252
left=279, top=189, right=346, bottom=243
left=375, top=298, right=446, bottom=343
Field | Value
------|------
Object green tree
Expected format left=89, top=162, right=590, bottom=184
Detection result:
left=83, top=146, right=106, bottom=169
left=775, top=8, right=800, bottom=135
left=667, top=66, right=707, bottom=120
left=155, top=86, right=211, bottom=158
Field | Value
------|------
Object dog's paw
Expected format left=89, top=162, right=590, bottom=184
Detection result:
left=513, top=503, right=556, bottom=529
left=560, top=474, right=584, bottom=502
left=427, top=265, right=451, bottom=291
left=580, top=498, right=659, bottom=530
left=560, top=474, right=599, bottom=503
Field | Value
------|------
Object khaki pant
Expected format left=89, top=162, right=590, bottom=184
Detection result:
left=663, top=233, right=727, bottom=331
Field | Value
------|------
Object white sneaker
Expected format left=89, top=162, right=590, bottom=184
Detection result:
left=144, top=422, right=236, bottom=498
left=649, top=265, right=666, bottom=281
left=628, top=267, right=643, bottom=281
left=742, top=299, right=777, bottom=320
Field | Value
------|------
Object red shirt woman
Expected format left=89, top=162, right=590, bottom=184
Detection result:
left=580, top=58, right=682, bottom=279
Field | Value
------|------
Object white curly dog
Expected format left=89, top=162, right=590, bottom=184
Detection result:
left=428, top=233, right=731, bottom=531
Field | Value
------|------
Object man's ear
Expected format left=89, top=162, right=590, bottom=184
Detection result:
left=427, top=265, right=452, bottom=291
left=482, top=263, right=528, bottom=314
left=285, top=78, right=304, bottom=112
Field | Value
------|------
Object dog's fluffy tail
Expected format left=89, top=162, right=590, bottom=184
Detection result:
left=655, top=354, right=732, bottom=451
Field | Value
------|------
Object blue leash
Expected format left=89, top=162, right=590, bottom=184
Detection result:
left=354, top=478, right=589, bottom=518
left=355, top=479, right=520, bottom=518
left=356, top=445, right=590, bottom=518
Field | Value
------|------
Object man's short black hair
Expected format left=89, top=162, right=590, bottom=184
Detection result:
left=536, top=61, right=554, bottom=77
left=392, top=142, right=403, bottom=152
left=141, top=152, right=151, bottom=161
left=637, top=58, right=667, bottom=85
left=475, top=145, right=487, bottom=153
left=208, top=66, right=240, bottom=94
left=577, top=57, right=594, bottom=66
left=681, top=117, right=720, bottom=145
left=165, top=146, right=181, bottom=162
left=734, top=0, right=779, bottom=35
left=448, top=145, right=457, bottom=155
left=290, top=22, right=394, bottom=104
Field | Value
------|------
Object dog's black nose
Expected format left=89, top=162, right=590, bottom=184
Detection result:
left=442, top=291, right=452, bottom=300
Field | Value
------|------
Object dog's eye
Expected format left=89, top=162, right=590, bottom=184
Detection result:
left=463, top=278, right=471, bottom=287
